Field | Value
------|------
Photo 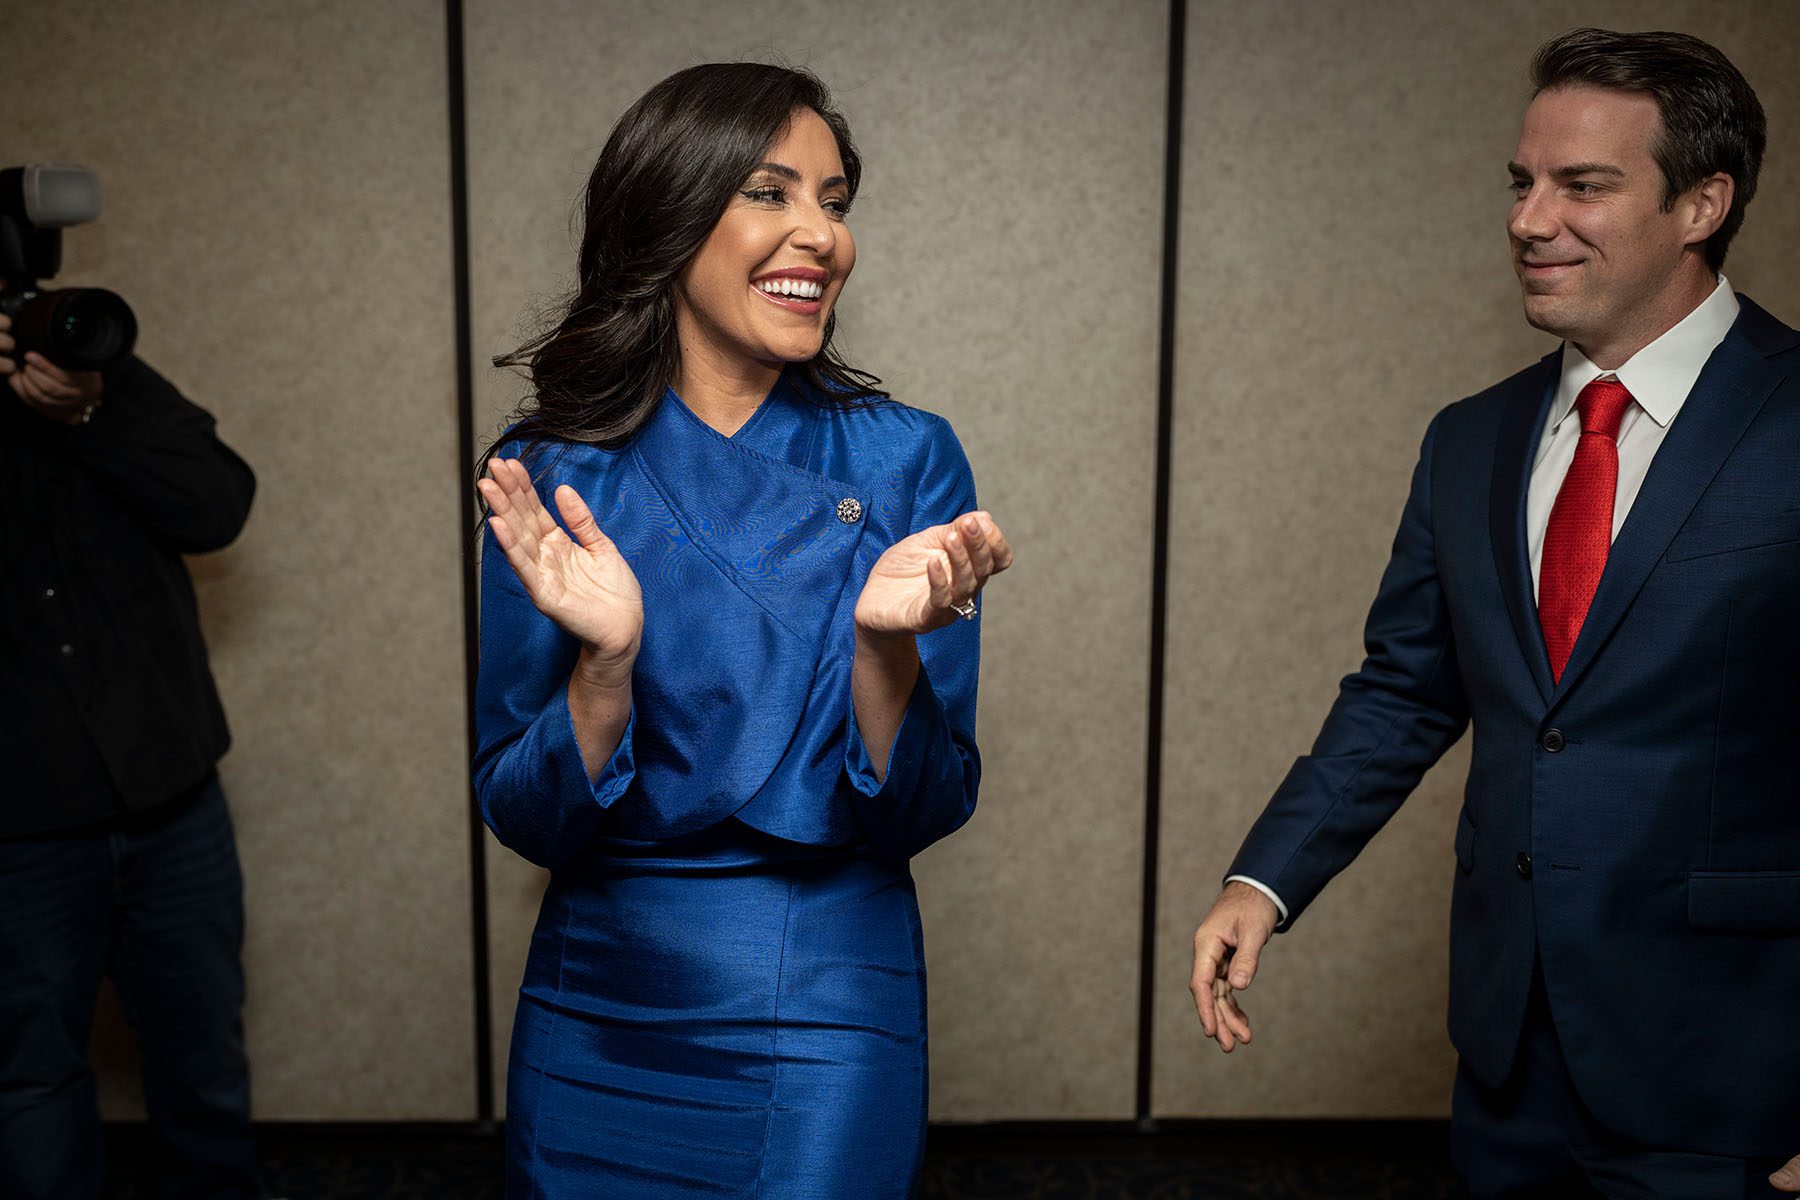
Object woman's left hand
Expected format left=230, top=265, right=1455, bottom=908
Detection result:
left=854, top=511, right=1014, bottom=636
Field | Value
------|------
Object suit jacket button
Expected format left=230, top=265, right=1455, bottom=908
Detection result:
left=1539, top=728, right=1565, bottom=753
left=836, top=497, right=863, bottom=524
left=1515, top=852, right=1533, bottom=879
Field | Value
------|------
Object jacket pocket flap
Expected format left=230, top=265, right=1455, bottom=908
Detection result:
left=1687, top=871, right=1800, bottom=934
left=1665, top=510, right=1800, bottom=563
left=1454, top=808, right=1476, bottom=872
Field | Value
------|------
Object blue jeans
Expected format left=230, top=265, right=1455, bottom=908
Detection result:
left=0, top=773, right=262, bottom=1199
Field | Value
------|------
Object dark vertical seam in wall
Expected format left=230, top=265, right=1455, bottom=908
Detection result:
left=1137, top=0, right=1185, bottom=1129
left=446, top=0, right=495, bottom=1125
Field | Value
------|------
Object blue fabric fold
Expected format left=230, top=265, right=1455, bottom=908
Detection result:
left=844, top=661, right=980, bottom=862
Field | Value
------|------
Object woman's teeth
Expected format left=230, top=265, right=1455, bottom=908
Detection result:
left=755, top=278, right=824, bottom=300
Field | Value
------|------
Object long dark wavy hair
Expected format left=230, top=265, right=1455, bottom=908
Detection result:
left=482, top=62, right=886, bottom=482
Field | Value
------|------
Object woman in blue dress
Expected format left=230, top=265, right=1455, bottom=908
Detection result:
left=472, top=64, right=1012, bottom=1198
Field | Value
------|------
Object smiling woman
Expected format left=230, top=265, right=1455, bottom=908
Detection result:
left=472, top=63, right=1013, bottom=1199
left=484, top=64, right=880, bottom=454
left=671, top=111, right=858, bottom=421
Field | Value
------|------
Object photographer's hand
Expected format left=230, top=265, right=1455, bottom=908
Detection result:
left=0, top=314, right=102, bottom=424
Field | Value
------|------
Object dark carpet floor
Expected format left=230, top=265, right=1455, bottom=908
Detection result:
left=104, top=1120, right=1457, bottom=1199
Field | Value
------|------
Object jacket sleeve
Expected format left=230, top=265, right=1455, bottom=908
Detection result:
left=53, top=357, right=255, bottom=553
left=1226, top=408, right=1470, bottom=929
left=843, top=418, right=983, bottom=861
left=471, top=511, right=635, bottom=869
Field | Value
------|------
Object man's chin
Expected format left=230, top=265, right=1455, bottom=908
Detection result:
left=1519, top=292, right=1578, bottom=337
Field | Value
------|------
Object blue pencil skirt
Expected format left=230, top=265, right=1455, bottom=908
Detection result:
left=504, top=820, right=928, bottom=1198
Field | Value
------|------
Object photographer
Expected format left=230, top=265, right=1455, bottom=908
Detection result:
left=0, top=307, right=262, bottom=1198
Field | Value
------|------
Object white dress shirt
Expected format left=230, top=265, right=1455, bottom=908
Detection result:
left=1229, top=277, right=1740, bottom=924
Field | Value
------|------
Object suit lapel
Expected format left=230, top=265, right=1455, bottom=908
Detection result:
left=1549, top=304, right=1792, bottom=706
left=1489, top=354, right=1560, bottom=705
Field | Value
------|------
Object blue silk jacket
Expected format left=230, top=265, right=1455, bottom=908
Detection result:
left=473, top=375, right=982, bottom=868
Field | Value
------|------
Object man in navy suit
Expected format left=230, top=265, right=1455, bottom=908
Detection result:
left=1189, top=28, right=1799, bottom=1198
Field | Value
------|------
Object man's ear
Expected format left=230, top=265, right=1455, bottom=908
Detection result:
left=1682, top=172, right=1735, bottom=250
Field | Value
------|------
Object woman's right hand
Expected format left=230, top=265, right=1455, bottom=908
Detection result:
left=478, top=457, right=643, bottom=686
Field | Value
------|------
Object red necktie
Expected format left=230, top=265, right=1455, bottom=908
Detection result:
left=1539, top=377, right=1635, bottom=682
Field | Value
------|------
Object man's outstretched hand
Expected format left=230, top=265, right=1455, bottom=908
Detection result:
left=1190, top=881, right=1279, bottom=1052
left=1772, top=1153, right=1800, bottom=1193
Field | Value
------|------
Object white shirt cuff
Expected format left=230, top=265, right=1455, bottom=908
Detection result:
left=1224, top=875, right=1289, bottom=924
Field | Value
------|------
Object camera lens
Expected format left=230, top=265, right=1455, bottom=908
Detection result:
left=12, top=287, right=137, bottom=371
left=54, top=291, right=136, bottom=368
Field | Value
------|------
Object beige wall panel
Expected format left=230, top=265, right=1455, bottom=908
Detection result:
left=5, top=2, right=473, bottom=1117
left=1155, top=0, right=1800, bottom=1116
left=468, top=0, right=1167, bottom=1119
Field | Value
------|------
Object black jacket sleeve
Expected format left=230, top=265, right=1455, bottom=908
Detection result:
left=51, top=356, right=255, bottom=552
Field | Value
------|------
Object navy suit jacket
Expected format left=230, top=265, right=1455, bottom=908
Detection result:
left=1228, top=295, right=1800, bottom=1158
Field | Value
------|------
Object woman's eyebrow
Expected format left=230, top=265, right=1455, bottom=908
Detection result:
left=750, top=162, right=849, bottom=190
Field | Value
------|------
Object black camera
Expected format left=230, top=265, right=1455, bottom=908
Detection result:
left=0, top=164, right=137, bottom=372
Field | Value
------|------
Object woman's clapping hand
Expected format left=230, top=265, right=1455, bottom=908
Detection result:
left=479, top=458, right=643, bottom=684
left=854, top=511, right=1014, bottom=637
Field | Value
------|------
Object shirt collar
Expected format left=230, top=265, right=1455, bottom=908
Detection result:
left=1549, top=275, right=1739, bottom=434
